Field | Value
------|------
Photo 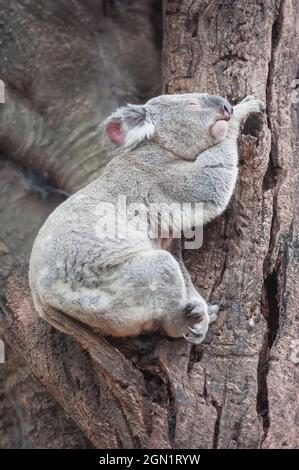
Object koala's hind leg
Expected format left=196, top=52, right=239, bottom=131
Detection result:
left=112, top=249, right=216, bottom=343
left=99, top=249, right=215, bottom=342
left=99, top=249, right=190, bottom=337
left=31, top=290, right=86, bottom=337
left=33, top=249, right=215, bottom=344
left=167, top=239, right=220, bottom=343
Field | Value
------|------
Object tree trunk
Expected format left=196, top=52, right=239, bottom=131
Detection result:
left=0, top=0, right=298, bottom=448
left=162, top=0, right=299, bottom=448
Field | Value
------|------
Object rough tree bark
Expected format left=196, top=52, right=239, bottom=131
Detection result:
left=0, top=0, right=298, bottom=448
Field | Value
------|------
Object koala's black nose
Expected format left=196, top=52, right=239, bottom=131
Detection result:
left=206, top=95, right=233, bottom=120
left=223, top=104, right=232, bottom=116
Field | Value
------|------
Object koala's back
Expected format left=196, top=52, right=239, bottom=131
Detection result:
left=29, top=168, right=154, bottom=318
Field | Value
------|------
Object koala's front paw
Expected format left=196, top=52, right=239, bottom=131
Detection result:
left=240, top=95, right=256, bottom=104
left=183, top=300, right=210, bottom=344
left=234, top=96, right=265, bottom=118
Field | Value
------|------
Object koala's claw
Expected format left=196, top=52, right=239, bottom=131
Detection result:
left=184, top=302, right=205, bottom=318
left=188, top=325, right=201, bottom=335
left=182, top=300, right=220, bottom=344
left=182, top=301, right=209, bottom=344
left=183, top=324, right=206, bottom=344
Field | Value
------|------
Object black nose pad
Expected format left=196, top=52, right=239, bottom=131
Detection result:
left=223, top=104, right=230, bottom=115
left=206, top=95, right=233, bottom=117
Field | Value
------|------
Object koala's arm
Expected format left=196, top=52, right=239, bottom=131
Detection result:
left=159, top=97, right=264, bottom=219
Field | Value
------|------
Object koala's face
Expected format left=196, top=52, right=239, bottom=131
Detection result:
left=103, top=93, right=233, bottom=160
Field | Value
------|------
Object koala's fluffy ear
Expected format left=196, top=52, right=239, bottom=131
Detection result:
left=102, top=104, right=154, bottom=148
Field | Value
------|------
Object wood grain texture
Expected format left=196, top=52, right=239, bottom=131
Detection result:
left=163, top=0, right=299, bottom=448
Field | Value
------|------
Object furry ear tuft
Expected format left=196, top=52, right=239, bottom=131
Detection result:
left=101, top=104, right=154, bottom=149
left=106, top=120, right=125, bottom=145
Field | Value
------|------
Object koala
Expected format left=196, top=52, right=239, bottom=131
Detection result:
left=29, top=93, right=264, bottom=344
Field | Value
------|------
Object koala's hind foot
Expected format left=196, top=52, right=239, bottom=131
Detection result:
left=181, top=300, right=220, bottom=344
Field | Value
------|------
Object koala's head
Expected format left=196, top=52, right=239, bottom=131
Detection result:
left=102, top=93, right=233, bottom=161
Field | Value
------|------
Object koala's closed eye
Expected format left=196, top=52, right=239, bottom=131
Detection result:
left=186, top=100, right=201, bottom=107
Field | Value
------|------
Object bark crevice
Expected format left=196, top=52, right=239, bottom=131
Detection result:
left=212, top=399, right=222, bottom=449
left=256, top=0, right=289, bottom=447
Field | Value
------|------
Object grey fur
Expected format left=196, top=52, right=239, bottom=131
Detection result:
left=29, top=93, right=264, bottom=344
